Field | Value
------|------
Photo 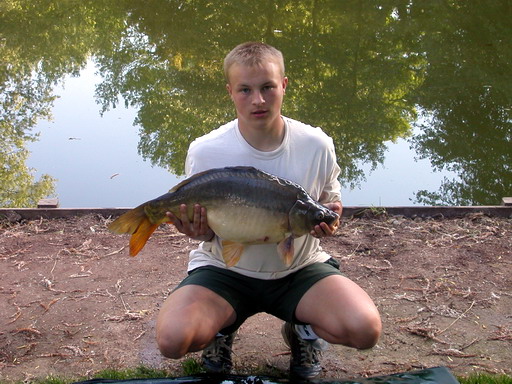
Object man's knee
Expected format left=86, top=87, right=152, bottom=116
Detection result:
left=324, top=309, right=381, bottom=350
left=156, top=328, right=188, bottom=359
left=157, top=312, right=220, bottom=359
left=157, top=325, right=215, bottom=359
left=345, top=311, right=382, bottom=350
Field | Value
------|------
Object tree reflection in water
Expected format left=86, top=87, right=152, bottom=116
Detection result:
left=1, top=0, right=510, bottom=206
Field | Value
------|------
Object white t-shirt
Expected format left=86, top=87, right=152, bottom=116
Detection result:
left=185, top=116, right=341, bottom=279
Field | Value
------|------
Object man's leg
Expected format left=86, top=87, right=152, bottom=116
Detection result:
left=295, top=274, right=381, bottom=349
left=282, top=273, right=381, bottom=379
left=156, top=284, right=236, bottom=359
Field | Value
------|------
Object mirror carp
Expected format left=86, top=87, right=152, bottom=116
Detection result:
left=108, top=166, right=339, bottom=267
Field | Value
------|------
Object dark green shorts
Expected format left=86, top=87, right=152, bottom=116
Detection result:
left=176, top=258, right=342, bottom=334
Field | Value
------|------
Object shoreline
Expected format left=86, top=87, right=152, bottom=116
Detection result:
left=1, top=205, right=512, bottom=221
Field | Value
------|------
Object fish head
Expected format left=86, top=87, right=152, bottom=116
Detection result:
left=289, top=198, right=340, bottom=235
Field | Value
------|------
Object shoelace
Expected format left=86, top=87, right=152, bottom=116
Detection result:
left=296, top=338, right=322, bottom=366
left=203, top=335, right=233, bottom=363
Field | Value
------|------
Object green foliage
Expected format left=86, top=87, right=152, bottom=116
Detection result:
left=93, top=1, right=421, bottom=183
left=1, top=0, right=510, bottom=205
left=0, top=146, right=56, bottom=207
left=92, top=365, right=168, bottom=380
left=180, top=357, right=205, bottom=376
left=459, top=373, right=512, bottom=384
left=0, top=374, right=70, bottom=384
left=33, top=376, right=70, bottom=384
left=406, top=1, right=512, bottom=205
left=0, top=121, right=56, bottom=207
left=0, top=0, right=127, bottom=207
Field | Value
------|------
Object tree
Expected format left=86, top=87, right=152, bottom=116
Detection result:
left=406, top=0, right=512, bottom=205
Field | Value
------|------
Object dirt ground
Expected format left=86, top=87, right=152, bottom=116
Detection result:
left=1, top=212, right=511, bottom=382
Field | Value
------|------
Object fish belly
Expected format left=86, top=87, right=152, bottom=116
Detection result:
left=207, top=205, right=288, bottom=244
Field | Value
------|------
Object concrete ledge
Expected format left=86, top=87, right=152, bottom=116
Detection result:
left=0, top=208, right=130, bottom=221
left=1, top=206, right=511, bottom=221
left=345, top=206, right=512, bottom=218
left=37, top=198, right=60, bottom=208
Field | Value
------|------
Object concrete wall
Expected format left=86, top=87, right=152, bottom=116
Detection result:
left=1, top=205, right=511, bottom=222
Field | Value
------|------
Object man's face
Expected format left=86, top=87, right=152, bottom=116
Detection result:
left=226, top=61, right=288, bottom=131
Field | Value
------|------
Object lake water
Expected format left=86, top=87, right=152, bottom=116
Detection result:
left=27, top=64, right=183, bottom=208
left=2, top=1, right=510, bottom=208
left=26, top=62, right=451, bottom=208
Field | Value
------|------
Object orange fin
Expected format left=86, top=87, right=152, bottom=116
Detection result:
left=108, top=205, right=147, bottom=234
left=129, top=218, right=159, bottom=256
left=277, top=235, right=294, bottom=266
left=108, top=205, right=159, bottom=256
left=221, top=240, right=245, bottom=267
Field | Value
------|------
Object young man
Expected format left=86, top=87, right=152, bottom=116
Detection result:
left=156, top=42, right=381, bottom=379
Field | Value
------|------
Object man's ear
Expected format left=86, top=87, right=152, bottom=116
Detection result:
left=226, top=83, right=234, bottom=99
left=282, top=76, right=288, bottom=93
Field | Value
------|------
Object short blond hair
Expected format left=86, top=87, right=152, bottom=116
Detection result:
left=223, top=42, right=285, bottom=82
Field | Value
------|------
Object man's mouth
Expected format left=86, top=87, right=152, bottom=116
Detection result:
left=252, top=110, right=268, bottom=117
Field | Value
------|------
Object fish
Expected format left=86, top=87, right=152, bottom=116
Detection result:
left=108, top=166, right=339, bottom=267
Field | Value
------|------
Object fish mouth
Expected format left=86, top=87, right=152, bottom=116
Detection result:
left=326, top=214, right=339, bottom=226
left=325, top=211, right=340, bottom=225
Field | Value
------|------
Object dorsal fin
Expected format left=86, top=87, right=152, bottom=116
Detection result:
left=169, top=169, right=212, bottom=192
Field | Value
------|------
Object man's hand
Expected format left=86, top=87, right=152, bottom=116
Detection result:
left=166, top=204, right=215, bottom=242
left=310, top=201, right=342, bottom=238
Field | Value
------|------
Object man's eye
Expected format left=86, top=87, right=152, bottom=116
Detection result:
left=240, top=88, right=250, bottom=94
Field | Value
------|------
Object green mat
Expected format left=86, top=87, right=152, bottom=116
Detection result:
left=75, top=366, right=459, bottom=383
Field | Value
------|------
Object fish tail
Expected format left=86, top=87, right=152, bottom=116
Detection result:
left=108, top=205, right=148, bottom=235
left=129, top=218, right=159, bottom=256
left=108, top=205, right=160, bottom=256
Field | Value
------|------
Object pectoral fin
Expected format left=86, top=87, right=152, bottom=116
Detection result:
left=222, top=240, right=245, bottom=267
left=277, top=235, right=294, bottom=266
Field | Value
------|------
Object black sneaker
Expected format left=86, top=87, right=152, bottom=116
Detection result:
left=281, top=322, right=327, bottom=380
left=201, top=331, right=237, bottom=373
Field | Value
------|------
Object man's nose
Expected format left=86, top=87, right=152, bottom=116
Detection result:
left=251, top=90, right=265, bottom=105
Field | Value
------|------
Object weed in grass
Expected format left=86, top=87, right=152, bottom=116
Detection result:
left=180, top=357, right=205, bottom=376
left=35, top=376, right=70, bottom=384
left=92, top=366, right=168, bottom=380
left=459, top=373, right=512, bottom=384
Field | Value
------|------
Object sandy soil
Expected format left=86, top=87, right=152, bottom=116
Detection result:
left=1, top=212, right=511, bottom=382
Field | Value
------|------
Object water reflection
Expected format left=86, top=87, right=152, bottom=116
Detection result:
left=1, top=0, right=510, bottom=207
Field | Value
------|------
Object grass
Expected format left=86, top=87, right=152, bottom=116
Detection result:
left=179, top=358, right=204, bottom=376
left=459, top=373, right=512, bottom=384
left=91, top=365, right=170, bottom=380
left=0, top=365, right=176, bottom=384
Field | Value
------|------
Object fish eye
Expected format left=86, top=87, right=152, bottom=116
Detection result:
left=315, top=211, right=325, bottom=221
